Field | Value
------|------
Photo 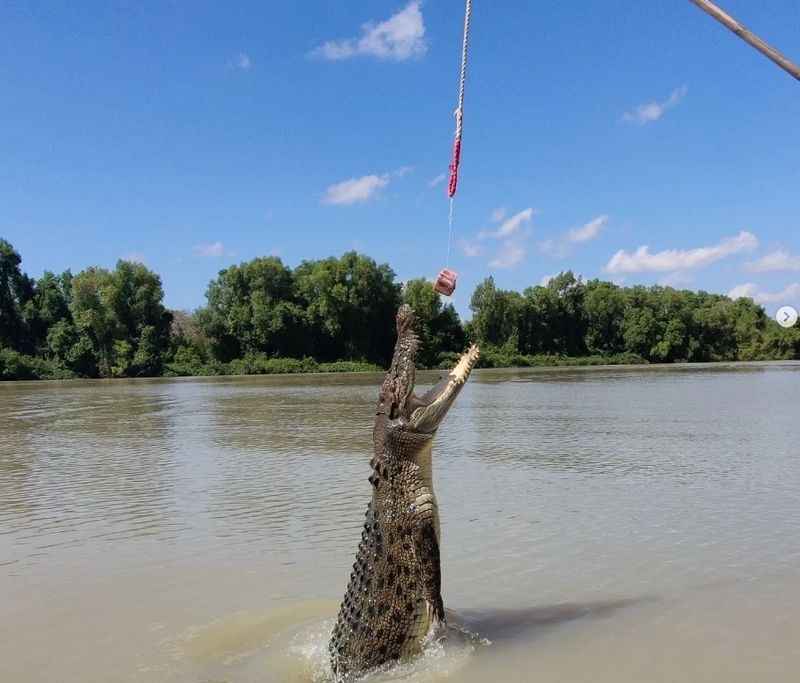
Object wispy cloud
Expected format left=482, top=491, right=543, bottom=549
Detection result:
left=605, top=230, right=758, bottom=274
left=490, top=242, right=526, bottom=269
left=746, top=249, right=800, bottom=273
left=322, top=167, right=411, bottom=206
left=490, top=207, right=507, bottom=223
left=461, top=206, right=533, bottom=269
left=323, top=175, right=389, bottom=206
left=567, top=215, right=608, bottom=243
left=193, top=242, right=226, bottom=257
left=235, top=53, right=252, bottom=70
left=428, top=172, right=446, bottom=188
left=728, top=282, right=800, bottom=305
left=623, top=85, right=688, bottom=125
left=479, top=208, right=534, bottom=240
left=459, top=239, right=481, bottom=257
left=311, top=1, right=427, bottom=62
left=539, top=215, right=608, bottom=258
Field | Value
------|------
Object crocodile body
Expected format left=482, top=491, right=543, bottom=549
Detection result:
left=329, top=305, right=479, bottom=679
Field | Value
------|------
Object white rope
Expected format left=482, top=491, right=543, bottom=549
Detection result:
left=447, top=0, right=472, bottom=268
left=454, top=0, right=472, bottom=140
left=447, top=197, right=455, bottom=266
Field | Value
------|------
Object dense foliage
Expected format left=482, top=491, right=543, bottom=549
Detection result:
left=468, top=272, right=799, bottom=366
left=0, top=238, right=797, bottom=381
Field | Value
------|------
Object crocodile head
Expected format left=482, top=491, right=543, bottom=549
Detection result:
left=379, top=304, right=479, bottom=435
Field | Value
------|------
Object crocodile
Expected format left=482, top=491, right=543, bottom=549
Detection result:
left=328, top=304, right=480, bottom=680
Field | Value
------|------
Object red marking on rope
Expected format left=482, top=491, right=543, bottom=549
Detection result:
left=447, top=138, right=462, bottom=198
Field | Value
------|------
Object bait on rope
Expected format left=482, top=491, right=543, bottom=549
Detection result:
left=434, top=0, right=472, bottom=298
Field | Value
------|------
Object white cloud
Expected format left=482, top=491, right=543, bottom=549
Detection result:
left=236, top=53, right=252, bottom=70
left=539, top=214, right=608, bottom=258
left=458, top=239, right=481, bottom=258
left=538, top=239, right=562, bottom=257
left=623, top=85, right=688, bottom=125
left=490, top=241, right=526, bottom=269
left=311, top=1, right=427, bottom=62
left=322, top=167, right=410, bottom=206
left=567, top=215, right=608, bottom=243
left=746, top=249, right=800, bottom=273
left=121, top=252, right=146, bottom=264
left=323, top=174, right=389, bottom=205
left=479, top=208, right=534, bottom=239
left=728, top=282, right=800, bottom=305
left=490, top=207, right=507, bottom=223
left=428, top=173, right=446, bottom=188
left=605, top=230, right=758, bottom=274
left=728, top=283, right=758, bottom=300
left=193, top=242, right=226, bottom=257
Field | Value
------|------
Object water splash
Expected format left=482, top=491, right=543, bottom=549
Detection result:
left=289, top=616, right=489, bottom=682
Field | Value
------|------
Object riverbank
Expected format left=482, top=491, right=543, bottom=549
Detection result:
left=2, top=347, right=652, bottom=381
left=10, top=345, right=800, bottom=382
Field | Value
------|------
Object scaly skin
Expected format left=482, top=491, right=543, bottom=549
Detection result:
left=329, top=305, right=479, bottom=680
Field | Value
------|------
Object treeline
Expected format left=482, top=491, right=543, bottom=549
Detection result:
left=0, top=238, right=797, bottom=381
left=468, top=272, right=798, bottom=366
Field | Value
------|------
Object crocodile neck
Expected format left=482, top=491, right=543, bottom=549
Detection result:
left=413, top=441, right=440, bottom=540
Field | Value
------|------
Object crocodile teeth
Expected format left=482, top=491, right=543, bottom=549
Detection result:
left=451, top=344, right=480, bottom=383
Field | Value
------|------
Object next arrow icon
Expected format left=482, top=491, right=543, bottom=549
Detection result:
left=776, top=306, right=799, bottom=329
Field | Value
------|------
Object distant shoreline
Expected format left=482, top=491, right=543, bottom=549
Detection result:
left=4, top=356, right=799, bottom=384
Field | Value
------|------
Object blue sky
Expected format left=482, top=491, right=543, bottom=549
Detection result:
left=2, top=1, right=799, bottom=318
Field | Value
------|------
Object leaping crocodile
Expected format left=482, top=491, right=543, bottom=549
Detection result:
left=329, top=304, right=480, bottom=680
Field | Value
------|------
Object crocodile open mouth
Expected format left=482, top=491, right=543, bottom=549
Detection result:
left=409, top=344, right=480, bottom=433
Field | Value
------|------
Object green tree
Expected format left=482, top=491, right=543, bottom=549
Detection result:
left=469, top=277, right=523, bottom=348
left=583, top=279, right=626, bottom=355
left=0, top=238, right=35, bottom=352
left=24, top=270, right=73, bottom=353
left=105, top=260, right=172, bottom=375
left=46, top=319, right=98, bottom=377
left=69, top=261, right=171, bottom=377
left=70, top=266, right=116, bottom=375
left=294, top=252, right=401, bottom=364
left=200, top=256, right=308, bottom=361
left=518, top=272, right=587, bottom=356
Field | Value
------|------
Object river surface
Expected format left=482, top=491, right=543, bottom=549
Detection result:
left=2, top=362, right=799, bottom=682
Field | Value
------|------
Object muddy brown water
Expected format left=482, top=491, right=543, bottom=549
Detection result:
left=2, top=362, right=799, bottom=681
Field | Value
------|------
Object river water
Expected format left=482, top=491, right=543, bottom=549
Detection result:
left=2, top=362, right=799, bottom=682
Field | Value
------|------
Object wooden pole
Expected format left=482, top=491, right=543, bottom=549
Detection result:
left=688, top=0, right=800, bottom=82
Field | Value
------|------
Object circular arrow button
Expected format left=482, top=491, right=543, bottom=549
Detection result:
left=776, top=306, right=799, bottom=329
